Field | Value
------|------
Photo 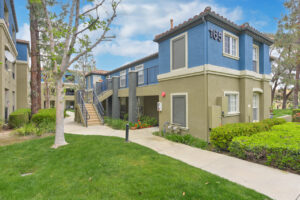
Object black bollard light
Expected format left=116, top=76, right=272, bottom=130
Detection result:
left=125, top=123, right=129, bottom=142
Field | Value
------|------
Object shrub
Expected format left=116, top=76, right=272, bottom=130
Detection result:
left=139, top=115, right=158, bottom=126
left=210, top=118, right=286, bottom=150
left=123, top=113, right=128, bottom=121
left=292, top=109, right=300, bottom=122
left=8, top=109, right=31, bottom=128
left=13, top=123, right=39, bottom=136
left=104, top=117, right=128, bottom=130
left=31, top=108, right=67, bottom=125
left=229, top=123, right=300, bottom=173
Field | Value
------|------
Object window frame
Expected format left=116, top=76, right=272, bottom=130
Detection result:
left=170, top=32, right=188, bottom=71
left=253, top=44, right=259, bottom=73
left=120, top=70, right=126, bottom=88
left=135, top=64, right=144, bottom=85
left=222, top=31, right=239, bottom=60
left=224, top=91, right=240, bottom=115
left=170, top=93, right=188, bottom=128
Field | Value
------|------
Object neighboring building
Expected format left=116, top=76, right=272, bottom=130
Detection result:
left=85, top=70, right=108, bottom=90
left=0, top=0, right=30, bottom=122
left=80, top=7, right=272, bottom=141
left=41, top=70, right=78, bottom=110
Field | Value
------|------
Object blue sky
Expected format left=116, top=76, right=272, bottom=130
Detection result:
left=16, top=0, right=286, bottom=71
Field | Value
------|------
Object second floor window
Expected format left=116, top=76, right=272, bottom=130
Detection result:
left=171, top=32, right=188, bottom=70
left=223, top=31, right=239, bottom=59
left=135, top=65, right=144, bottom=85
left=120, top=70, right=126, bottom=88
left=66, top=88, right=75, bottom=96
left=253, top=45, right=259, bottom=73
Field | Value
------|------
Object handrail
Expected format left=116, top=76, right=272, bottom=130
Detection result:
left=92, top=89, right=104, bottom=122
left=78, top=91, right=90, bottom=127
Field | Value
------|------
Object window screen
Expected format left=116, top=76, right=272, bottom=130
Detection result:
left=172, top=36, right=186, bottom=70
left=172, top=95, right=186, bottom=127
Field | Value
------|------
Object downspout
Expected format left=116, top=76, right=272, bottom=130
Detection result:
left=202, top=16, right=209, bottom=142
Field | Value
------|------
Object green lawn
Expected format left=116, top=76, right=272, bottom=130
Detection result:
left=0, top=135, right=270, bottom=200
left=272, top=109, right=292, bottom=118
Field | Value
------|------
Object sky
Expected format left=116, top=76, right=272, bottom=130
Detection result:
left=16, top=0, right=287, bottom=71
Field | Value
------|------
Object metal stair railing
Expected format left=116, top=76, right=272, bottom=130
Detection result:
left=78, top=91, right=90, bottom=127
left=92, top=89, right=105, bottom=122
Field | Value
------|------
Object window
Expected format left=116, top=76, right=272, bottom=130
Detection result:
left=4, top=3, right=9, bottom=26
left=225, top=91, right=239, bottom=115
left=171, top=32, right=188, bottom=70
left=5, top=58, right=9, bottom=71
left=253, top=45, right=259, bottom=73
left=135, top=65, right=144, bottom=85
left=66, top=88, right=75, bottom=96
left=223, top=31, right=239, bottom=59
left=120, top=70, right=126, bottom=88
left=171, top=93, right=188, bottom=127
left=12, top=63, right=15, bottom=79
left=253, top=93, right=259, bottom=122
left=12, top=91, right=15, bottom=112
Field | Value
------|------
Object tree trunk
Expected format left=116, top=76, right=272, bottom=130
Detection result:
left=37, top=47, right=42, bottom=110
left=53, top=77, right=67, bottom=148
left=44, top=77, right=50, bottom=109
left=294, top=64, right=300, bottom=108
left=271, top=80, right=278, bottom=104
left=29, top=2, right=39, bottom=115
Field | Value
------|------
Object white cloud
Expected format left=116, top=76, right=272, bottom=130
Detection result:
left=80, top=0, right=244, bottom=61
left=17, top=23, right=30, bottom=42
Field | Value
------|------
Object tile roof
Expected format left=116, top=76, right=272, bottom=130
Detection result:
left=154, top=7, right=273, bottom=45
left=86, top=70, right=109, bottom=76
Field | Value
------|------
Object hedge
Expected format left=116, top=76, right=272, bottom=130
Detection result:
left=292, top=109, right=300, bottom=122
left=31, top=108, right=67, bottom=125
left=210, top=118, right=286, bottom=150
left=8, top=108, right=31, bottom=128
left=229, top=123, right=300, bottom=173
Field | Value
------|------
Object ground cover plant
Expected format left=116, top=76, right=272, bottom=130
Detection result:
left=272, top=109, right=292, bottom=118
left=0, top=134, right=270, bottom=200
left=104, top=116, right=158, bottom=130
left=229, top=123, right=300, bottom=173
left=153, top=131, right=208, bottom=149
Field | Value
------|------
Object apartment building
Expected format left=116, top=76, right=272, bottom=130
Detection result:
left=81, top=7, right=272, bottom=141
left=0, top=0, right=30, bottom=122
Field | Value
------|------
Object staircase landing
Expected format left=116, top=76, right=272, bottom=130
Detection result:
left=85, top=103, right=102, bottom=126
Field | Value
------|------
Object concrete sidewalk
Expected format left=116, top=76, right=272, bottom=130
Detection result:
left=64, top=113, right=300, bottom=200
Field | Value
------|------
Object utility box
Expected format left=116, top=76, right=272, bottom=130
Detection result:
left=209, top=105, right=222, bottom=129
left=216, top=96, right=228, bottom=116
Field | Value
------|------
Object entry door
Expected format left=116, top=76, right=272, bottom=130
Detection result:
left=253, top=93, right=259, bottom=122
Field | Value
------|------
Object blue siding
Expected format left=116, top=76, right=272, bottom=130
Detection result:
left=16, top=42, right=28, bottom=61
left=260, top=44, right=271, bottom=74
left=239, top=33, right=253, bottom=71
left=0, top=0, right=17, bottom=44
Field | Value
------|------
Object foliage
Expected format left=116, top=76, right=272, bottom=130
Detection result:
left=13, top=123, right=40, bottom=136
left=8, top=109, right=31, bottom=128
left=272, top=109, right=293, bottom=118
left=0, top=135, right=270, bottom=199
left=139, top=115, right=158, bottom=126
left=123, top=113, right=128, bottom=121
left=104, top=117, right=128, bottom=130
left=31, top=108, right=67, bottom=125
left=210, top=118, right=287, bottom=150
left=229, top=123, right=300, bottom=173
left=292, top=109, right=300, bottom=122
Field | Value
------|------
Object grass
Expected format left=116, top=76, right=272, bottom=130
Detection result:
left=0, top=134, right=270, bottom=200
left=272, top=109, right=292, bottom=118
left=153, top=131, right=208, bottom=149
left=104, top=117, right=128, bottom=130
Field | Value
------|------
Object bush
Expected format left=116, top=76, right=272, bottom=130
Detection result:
left=229, top=123, right=300, bottom=173
left=104, top=117, right=128, bottom=130
left=210, top=118, right=286, bottom=150
left=292, top=109, right=300, bottom=122
left=8, top=109, right=31, bottom=128
left=139, top=115, right=158, bottom=126
left=13, top=123, right=39, bottom=136
left=31, top=108, right=67, bottom=125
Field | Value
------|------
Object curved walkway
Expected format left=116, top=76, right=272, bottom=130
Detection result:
left=64, top=113, right=300, bottom=200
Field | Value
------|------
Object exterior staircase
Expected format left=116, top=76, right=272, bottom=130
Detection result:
left=85, top=103, right=102, bottom=126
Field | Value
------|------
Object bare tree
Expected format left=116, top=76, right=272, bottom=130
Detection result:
left=41, top=0, right=119, bottom=148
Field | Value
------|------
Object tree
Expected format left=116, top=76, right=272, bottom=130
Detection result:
left=41, top=0, right=119, bottom=148
left=278, top=0, right=300, bottom=108
left=73, top=35, right=96, bottom=90
left=29, top=0, right=42, bottom=114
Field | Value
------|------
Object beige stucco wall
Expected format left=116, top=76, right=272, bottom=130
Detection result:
left=144, top=96, right=159, bottom=120
left=0, top=20, right=18, bottom=120
left=16, top=61, right=30, bottom=109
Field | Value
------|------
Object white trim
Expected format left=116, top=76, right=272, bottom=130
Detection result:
left=157, top=64, right=272, bottom=82
left=135, top=64, right=144, bottom=85
left=253, top=44, right=259, bottom=73
left=170, top=32, right=188, bottom=72
left=223, top=30, right=239, bottom=60
left=253, top=88, right=263, bottom=93
left=252, top=93, right=260, bottom=122
left=224, top=91, right=240, bottom=115
left=170, top=93, right=188, bottom=128
left=0, top=19, right=18, bottom=55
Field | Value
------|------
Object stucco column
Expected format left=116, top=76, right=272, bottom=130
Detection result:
left=261, top=80, right=271, bottom=119
left=128, top=71, right=138, bottom=123
left=106, top=97, right=112, bottom=117
left=107, top=78, right=112, bottom=90
left=240, top=78, right=252, bottom=123
left=112, top=76, right=120, bottom=119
